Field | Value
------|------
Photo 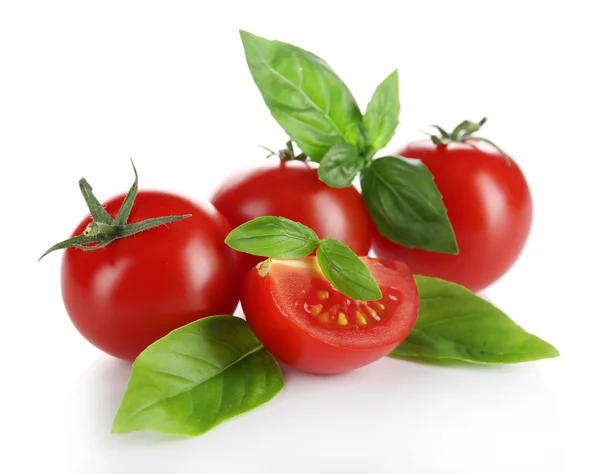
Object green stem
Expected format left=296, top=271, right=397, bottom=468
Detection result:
left=79, top=179, right=114, bottom=224
left=426, top=117, right=510, bottom=162
left=261, top=140, right=308, bottom=161
left=363, top=146, right=376, bottom=165
left=117, top=215, right=192, bottom=238
left=38, top=234, right=104, bottom=261
left=39, top=162, right=192, bottom=261
left=115, top=159, right=139, bottom=226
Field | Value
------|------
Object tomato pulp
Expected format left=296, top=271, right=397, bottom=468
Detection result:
left=241, top=257, right=419, bottom=374
left=61, top=192, right=242, bottom=361
left=211, top=161, right=372, bottom=272
left=372, top=141, right=533, bottom=292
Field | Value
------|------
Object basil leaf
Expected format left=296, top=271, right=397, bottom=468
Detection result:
left=364, top=70, right=400, bottom=151
left=225, top=216, right=320, bottom=258
left=318, top=143, right=362, bottom=188
left=239, top=30, right=362, bottom=161
left=345, top=120, right=371, bottom=157
left=389, top=276, right=560, bottom=364
left=361, top=156, right=458, bottom=253
left=112, top=316, right=284, bottom=436
left=316, top=238, right=382, bottom=301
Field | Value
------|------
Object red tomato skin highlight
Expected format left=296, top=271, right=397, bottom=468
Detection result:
left=211, top=160, right=372, bottom=271
left=61, top=191, right=242, bottom=361
left=241, top=257, right=419, bottom=374
left=372, top=140, right=533, bottom=292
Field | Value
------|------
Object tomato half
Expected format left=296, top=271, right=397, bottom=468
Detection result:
left=372, top=140, right=533, bottom=292
left=61, top=191, right=242, bottom=361
left=241, top=257, right=418, bottom=374
left=211, top=160, right=372, bottom=272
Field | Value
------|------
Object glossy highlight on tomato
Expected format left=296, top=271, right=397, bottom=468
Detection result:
left=211, top=160, right=372, bottom=272
left=241, top=256, right=419, bottom=374
left=61, top=191, right=242, bottom=361
left=373, top=140, right=533, bottom=292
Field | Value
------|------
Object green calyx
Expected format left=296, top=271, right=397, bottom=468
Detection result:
left=426, top=117, right=510, bottom=162
left=260, top=140, right=307, bottom=162
left=39, top=161, right=191, bottom=261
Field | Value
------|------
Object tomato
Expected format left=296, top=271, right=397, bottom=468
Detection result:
left=61, top=191, right=242, bottom=361
left=372, top=140, right=533, bottom=292
left=241, top=256, right=418, bottom=374
left=211, top=160, right=372, bottom=271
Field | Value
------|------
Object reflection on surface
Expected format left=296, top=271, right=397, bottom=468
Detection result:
left=66, top=354, right=564, bottom=474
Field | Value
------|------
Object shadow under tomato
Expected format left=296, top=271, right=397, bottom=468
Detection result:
left=65, top=341, right=564, bottom=474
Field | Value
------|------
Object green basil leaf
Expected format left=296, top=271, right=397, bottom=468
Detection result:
left=239, top=30, right=362, bottom=162
left=112, top=316, right=284, bottom=436
left=364, top=70, right=400, bottom=151
left=361, top=156, right=458, bottom=253
left=345, top=120, right=371, bottom=157
left=225, top=216, right=320, bottom=258
left=389, top=276, right=560, bottom=364
left=318, top=143, right=362, bottom=188
left=316, top=238, right=382, bottom=301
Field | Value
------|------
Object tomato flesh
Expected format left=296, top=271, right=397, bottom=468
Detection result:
left=373, top=140, right=533, bottom=292
left=241, top=257, right=418, bottom=374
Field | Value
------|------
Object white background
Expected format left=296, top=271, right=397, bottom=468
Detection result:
left=1, top=1, right=598, bottom=473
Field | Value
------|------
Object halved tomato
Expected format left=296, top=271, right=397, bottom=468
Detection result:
left=241, top=257, right=419, bottom=374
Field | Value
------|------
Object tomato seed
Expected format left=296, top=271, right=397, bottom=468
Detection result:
left=317, top=290, right=329, bottom=301
left=318, top=311, right=330, bottom=324
left=355, top=310, right=367, bottom=326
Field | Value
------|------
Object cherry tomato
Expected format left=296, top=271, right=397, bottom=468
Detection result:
left=241, top=256, right=418, bottom=374
left=372, top=140, right=532, bottom=292
left=211, top=160, right=372, bottom=272
left=61, top=191, right=242, bottom=361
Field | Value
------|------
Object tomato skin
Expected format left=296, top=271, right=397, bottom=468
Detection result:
left=372, top=140, right=533, bottom=292
left=211, top=160, right=372, bottom=271
left=241, top=257, right=418, bottom=374
left=61, top=191, right=242, bottom=361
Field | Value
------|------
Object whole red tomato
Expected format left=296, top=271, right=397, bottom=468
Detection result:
left=373, top=127, right=532, bottom=292
left=211, top=160, right=372, bottom=272
left=241, top=256, right=419, bottom=374
left=60, top=191, right=242, bottom=361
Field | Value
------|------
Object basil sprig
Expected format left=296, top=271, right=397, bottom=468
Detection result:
left=389, top=276, right=560, bottom=364
left=239, top=31, right=457, bottom=254
left=226, top=217, right=382, bottom=301
left=113, top=316, right=283, bottom=437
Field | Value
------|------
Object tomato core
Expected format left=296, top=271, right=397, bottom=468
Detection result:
left=302, top=277, right=402, bottom=329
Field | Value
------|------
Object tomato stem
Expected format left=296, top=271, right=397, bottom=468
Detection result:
left=38, top=161, right=192, bottom=261
left=261, top=140, right=307, bottom=161
left=363, top=146, right=376, bottom=165
left=257, top=259, right=271, bottom=277
left=425, top=117, right=511, bottom=164
left=79, top=178, right=114, bottom=224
